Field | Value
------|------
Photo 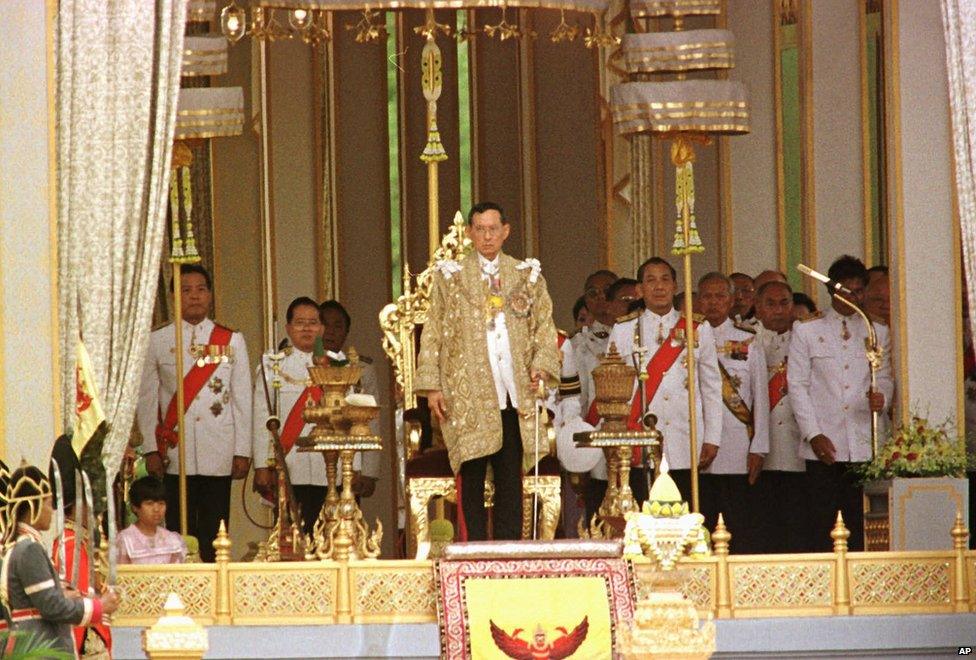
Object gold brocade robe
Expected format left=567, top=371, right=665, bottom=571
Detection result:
left=415, top=251, right=560, bottom=474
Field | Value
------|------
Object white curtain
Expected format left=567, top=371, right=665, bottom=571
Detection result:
left=57, top=0, right=187, bottom=478
left=943, top=0, right=976, bottom=343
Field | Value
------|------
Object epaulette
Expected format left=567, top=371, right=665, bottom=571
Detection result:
left=733, top=321, right=756, bottom=334
left=616, top=310, right=640, bottom=323
left=515, top=257, right=542, bottom=284
left=282, top=346, right=294, bottom=357
left=677, top=312, right=705, bottom=324
left=799, top=310, right=824, bottom=323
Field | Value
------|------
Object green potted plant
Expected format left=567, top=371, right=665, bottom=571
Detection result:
left=860, top=415, right=971, bottom=551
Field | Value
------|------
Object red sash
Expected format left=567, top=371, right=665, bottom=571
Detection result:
left=583, top=318, right=699, bottom=428
left=155, top=324, right=233, bottom=452
left=279, top=386, right=323, bottom=455
left=768, top=361, right=788, bottom=412
left=53, top=529, right=112, bottom=654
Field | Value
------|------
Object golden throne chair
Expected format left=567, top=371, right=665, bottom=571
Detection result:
left=380, top=212, right=561, bottom=558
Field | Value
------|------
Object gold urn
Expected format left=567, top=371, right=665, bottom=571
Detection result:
left=592, top=342, right=638, bottom=431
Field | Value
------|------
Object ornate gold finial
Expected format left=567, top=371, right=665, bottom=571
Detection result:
left=142, top=593, right=209, bottom=660
left=712, top=513, right=731, bottom=555
left=213, top=519, right=232, bottom=563
left=951, top=509, right=969, bottom=550
left=831, top=511, right=850, bottom=552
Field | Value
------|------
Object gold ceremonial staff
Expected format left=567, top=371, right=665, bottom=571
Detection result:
left=797, top=263, right=883, bottom=458
left=169, top=141, right=202, bottom=536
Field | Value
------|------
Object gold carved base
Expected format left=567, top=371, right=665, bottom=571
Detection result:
left=407, top=473, right=561, bottom=558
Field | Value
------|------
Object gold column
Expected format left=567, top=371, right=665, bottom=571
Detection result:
left=712, top=513, right=731, bottom=617
left=214, top=520, right=232, bottom=624
left=951, top=511, right=970, bottom=613
left=630, top=133, right=656, bottom=269
left=517, top=7, right=539, bottom=258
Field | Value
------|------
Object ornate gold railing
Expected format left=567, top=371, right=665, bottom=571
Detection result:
left=113, top=517, right=975, bottom=626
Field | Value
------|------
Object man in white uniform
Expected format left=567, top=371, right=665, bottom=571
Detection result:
left=252, top=297, right=329, bottom=535
left=605, top=257, right=724, bottom=506
left=698, top=272, right=769, bottom=553
left=137, top=264, right=252, bottom=561
left=788, top=255, right=894, bottom=551
left=753, top=280, right=808, bottom=553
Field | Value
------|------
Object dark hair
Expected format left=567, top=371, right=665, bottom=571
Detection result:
left=286, top=296, right=321, bottom=324
left=583, top=270, right=618, bottom=290
left=467, top=201, right=507, bottom=225
left=607, top=278, right=638, bottom=302
left=698, top=271, right=732, bottom=292
left=729, top=272, right=754, bottom=282
left=171, top=263, right=212, bottom=292
left=572, top=296, right=588, bottom=321
left=129, top=476, right=167, bottom=508
left=636, top=257, right=676, bottom=282
left=319, top=299, right=351, bottom=329
left=826, top=255, right=868, bottom=288
left=867, top=265, right=889, bottom=277
left=793, top=291, right=817, bottom=313
left=756, top=280, right=793, bottom=300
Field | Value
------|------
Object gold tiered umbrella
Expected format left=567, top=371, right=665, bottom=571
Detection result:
left=610, top=0, right=750, bottom=512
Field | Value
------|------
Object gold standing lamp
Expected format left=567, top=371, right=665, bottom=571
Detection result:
left=610, top=0, right=750, bottom=512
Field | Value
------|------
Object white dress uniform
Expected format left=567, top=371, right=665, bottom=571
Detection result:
left=606, top=308, right=724, bottom=471
left=551, top=336, right=599, bottom=473
left=755, top=323, right=805, bottom=473
left=137, top=318, right=252, bottom=476
left=571, top=321, right=613, bottom=480
left=706, top=319, right=769, bottom=475
left=787, top=308, right=894, bottom=463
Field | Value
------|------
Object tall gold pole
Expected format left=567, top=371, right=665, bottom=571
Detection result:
left=420, top=8, right=446, bottom=259
left=670, top=134, right=704, bottom=513
left=256, top=10, right=277, bottom=350
left=172, top=262, right=189, bottom=536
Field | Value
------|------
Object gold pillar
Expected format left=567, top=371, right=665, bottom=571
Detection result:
left=831, top=513, right=851, bottom=615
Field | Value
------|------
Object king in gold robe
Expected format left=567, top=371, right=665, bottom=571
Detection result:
left=415, top=250, right=560, bottom=474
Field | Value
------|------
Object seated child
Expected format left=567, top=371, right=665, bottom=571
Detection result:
left=117, top=477, right=187, bottom=564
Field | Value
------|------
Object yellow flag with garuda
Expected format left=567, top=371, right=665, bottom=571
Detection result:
left=73, top=339, right=106, bottom=458
left=437, top=556, right=634, bottom=660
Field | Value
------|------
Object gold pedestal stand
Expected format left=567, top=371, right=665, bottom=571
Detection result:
left=298, top=356, right=383, bottom=561
left=575, top=344, right=662, bottom=536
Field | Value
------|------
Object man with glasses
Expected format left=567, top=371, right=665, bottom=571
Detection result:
left=416, top=201, right=560, bottom=541
left=730, top=272, right=757, bottom=326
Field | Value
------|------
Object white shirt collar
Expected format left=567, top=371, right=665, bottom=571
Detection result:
left=478, top=253, right=500, bottom=272
left=641, top=307, right=677, bottom=324
left=182, top=316, right=213, bottom=336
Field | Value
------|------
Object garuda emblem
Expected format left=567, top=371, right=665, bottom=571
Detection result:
left=489, top=616, right=588, bottom=659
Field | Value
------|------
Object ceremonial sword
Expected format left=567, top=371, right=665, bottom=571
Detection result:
left=49, top=460, right=67, bottom=581
left=71, top=469, right=83, bottom=588
left=80, top=470, right=97, bottom=594
left=105, top=470, right=117, bottom=588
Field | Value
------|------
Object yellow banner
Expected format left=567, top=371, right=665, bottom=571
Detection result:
left=72, top=339, right=105, bottom=457
left=465, top=576, right=612, bottom=659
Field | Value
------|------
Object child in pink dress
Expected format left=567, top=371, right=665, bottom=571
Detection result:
left=117, top=477, right=187, bottom=564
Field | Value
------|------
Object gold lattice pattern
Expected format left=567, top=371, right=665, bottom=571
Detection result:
left=117, top=573, right=215, bottom=620
left=354, top=570, right=437, bottom=615
left=233, top=572, right=336, bottom=616
left=732, top=563, right=832, bottom=608
left=850, top=561, right=951, bottom=606
left=678, top=565, right=714, bottom=610
left=633, top=565, right=713, bottom=611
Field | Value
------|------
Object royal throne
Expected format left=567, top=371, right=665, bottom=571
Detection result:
left=379, top=212, right=561, bottom=558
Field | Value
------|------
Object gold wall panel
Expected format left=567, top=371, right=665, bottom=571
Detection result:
left=634, top=560, right=716, bottom=617
left=229, top=565, right=339, bottom=624
left=729, top=560, right=832, bottom=616
left=350, top=561, right=438, bottom=623
left=849, top=558, right=952, bottom=613
left=116, top=567, right=217, bottom=626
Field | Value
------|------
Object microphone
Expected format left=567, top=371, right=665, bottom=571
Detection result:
left=797, top=263, right=853, bottom=296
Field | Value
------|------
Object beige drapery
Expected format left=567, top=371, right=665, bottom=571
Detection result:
left=57, top=0, right=187, bottom=479
left=942, top=0, right=976, bottom=344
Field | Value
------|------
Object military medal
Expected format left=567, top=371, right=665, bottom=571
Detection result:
left=210, top=400, right=223, bottom=416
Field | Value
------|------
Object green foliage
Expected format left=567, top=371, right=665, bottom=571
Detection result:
left=857, top=414, right=971, bottom=482
left=0, top=631, right=74, bottom=659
